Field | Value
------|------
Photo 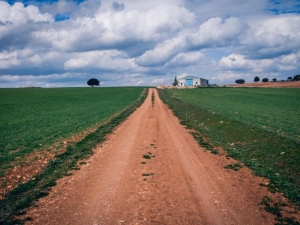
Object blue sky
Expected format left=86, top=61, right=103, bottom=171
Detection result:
left=0, top=0, right=299, bottom=87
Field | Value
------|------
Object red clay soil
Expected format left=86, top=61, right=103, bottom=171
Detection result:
left=25, top=89, right=278, bottom=225
left=228, top=81, right=300, bottom=88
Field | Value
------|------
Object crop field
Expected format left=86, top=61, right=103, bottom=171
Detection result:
left=162, top=88, right=300, bottom=142
left=0, top=87, right=147, bottom=223
left=0, top=87, right=145, bottom=175
left=158, top=88, right=300, bottom=207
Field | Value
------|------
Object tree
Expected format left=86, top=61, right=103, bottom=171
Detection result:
left=172, top=76, right=179, bottom=86
left=272, top=78, right=277, bottom=82
left=262, top=78, right=269, bottom=82
left=254, top=76, right=260, bottom=82
left=287, top=77, right=293, bottom=81
left=87, top=78, right=100, bottom=87
left=235, top=79, right=245, bottom=84
left=294, top=75, right=300, bottom=81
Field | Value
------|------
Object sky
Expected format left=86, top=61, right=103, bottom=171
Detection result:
left=0, top=0, right=299, bottom=87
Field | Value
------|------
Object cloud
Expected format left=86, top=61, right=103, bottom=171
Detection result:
left=219, top=54, right=273, bottom=72
left=64, top=50, right=136, bottom=72
left=0, top=2, right=53, bottom=25
left=0, top=2, right=53, bottom=51
left=184, top=0, right=268, bottom=22
left=186, top=17, right=249, bottom=50
left=32, top=3, right=194, bottom=53
left=112, top=1, right=125, bottom=12
left=40, top=0, right=76, bottom=19
left=166, top=52, right=204, bottom=68
left=218, top=51, right=300, bottom=82
left=0, top=0, right=299, bottom=87
left=213, top=13, right=300, bottom=83
left=0, top=72, right=86, bottom=88
left=135, top=16, right=247, bottom=67
left=135, top=36, right=185, bottom=67
left=0, top=46, right=70, bottom=76
left=240, top=14, right=300, bottom=59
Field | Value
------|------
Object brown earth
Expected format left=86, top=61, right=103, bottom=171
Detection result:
left=228, top=81, right=300, bottom=88
left=24, top=88, right=281, bottom=224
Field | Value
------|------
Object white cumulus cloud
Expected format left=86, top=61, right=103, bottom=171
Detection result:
left=166, top=52, right=204, bottom=68
left=0, top=0, right=299, bottom=87
left=186, top=17, right=248, bottom=49
left=64, top=50, right=136, bottom=71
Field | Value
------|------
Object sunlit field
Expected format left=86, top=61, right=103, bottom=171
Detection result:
left=158, top=88, right=300, bottom=206
left=0, top=87, right=145, bottom=173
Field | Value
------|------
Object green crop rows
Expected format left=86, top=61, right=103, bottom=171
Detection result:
left=158, top=88, right=300, bottom=208
left=163, top=88, right=300, bottom=142
left=0, top=87, right=145, bottom=175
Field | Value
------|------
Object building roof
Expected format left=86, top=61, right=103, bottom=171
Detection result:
left=179, top=76, right=207, bottom=80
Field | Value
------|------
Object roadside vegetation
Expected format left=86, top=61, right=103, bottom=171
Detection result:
left=0, top=87, right=147, bottom=224
left=158, top=88, right=300, bottom=212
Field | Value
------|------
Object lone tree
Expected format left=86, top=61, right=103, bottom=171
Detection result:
left=287, top=77, right=293, bottom=81
left=272, top=78, right=277, bottom=82
left=172, top=76, right=179, bottom=86
left=262, top=78, right=269, bottom=82
left=235, top=79, right=245, bottom=84
left=254, top=76, right=260, bottom=82
left=87, top=78, right=100, bottom=87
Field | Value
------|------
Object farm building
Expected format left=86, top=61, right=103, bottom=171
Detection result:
left=178, top=76, right=209, bottom=87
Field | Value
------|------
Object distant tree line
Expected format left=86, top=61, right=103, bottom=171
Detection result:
left=235, top=74, right=300, bottom=84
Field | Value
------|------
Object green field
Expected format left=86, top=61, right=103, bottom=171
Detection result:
left=158, top=88, right=300, bottom=210
left=0, top=87, right=147, bottom=223
left=162, top=88, right=300, bottom=142
left=0, top=87, right=145, bottom=174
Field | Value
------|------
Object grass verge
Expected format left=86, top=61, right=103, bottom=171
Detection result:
left=158, top=89, right=300, bottom=209
left=0, top=89, right=148, bottom=224
left=261, top=196, right=300, bottom=225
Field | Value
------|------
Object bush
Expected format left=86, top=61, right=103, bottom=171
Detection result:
left=262, top=78, right=269, bottom=82
left=235, top=79, right=245, bottom=84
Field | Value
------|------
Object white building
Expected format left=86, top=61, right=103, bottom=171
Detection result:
left=178, top=76, right=209, bottom=87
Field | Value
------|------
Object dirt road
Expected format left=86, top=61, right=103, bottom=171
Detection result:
left=26, top=89, right=275, bottom=224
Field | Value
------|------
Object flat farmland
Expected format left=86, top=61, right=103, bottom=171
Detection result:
left=161, top=88, right=300, bottom=142
left=158, top=88, right=300, bottom=208
left=0, top=87, right=145, bottom=175
left=1, top=88, right=299, bottom=224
